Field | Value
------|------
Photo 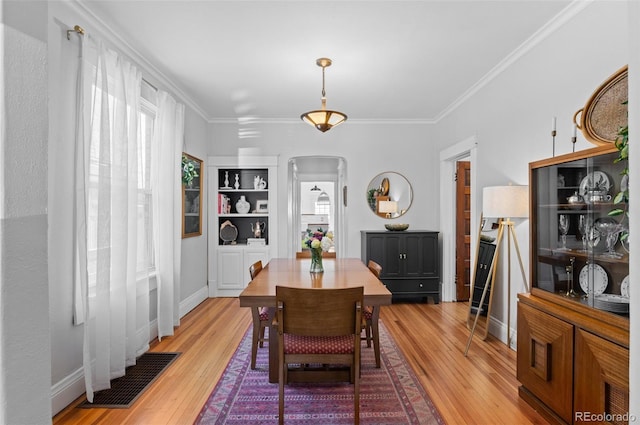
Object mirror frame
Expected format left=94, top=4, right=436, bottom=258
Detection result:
left=366, top=171, right=413, bottom=219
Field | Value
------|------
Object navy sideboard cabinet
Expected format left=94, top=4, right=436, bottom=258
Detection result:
left=360, top=230, right=440, bottom=303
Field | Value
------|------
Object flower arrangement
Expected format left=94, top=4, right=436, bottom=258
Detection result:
left=302, top=228, right=334, bottom=273
left=303, top=228, right=334, bottom=251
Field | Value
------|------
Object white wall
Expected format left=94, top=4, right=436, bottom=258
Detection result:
left=46, top=1, right=210, bottom=415
left=209, top=122, right=441, bottom=259
left=434, top=1, right=629, bottom=345
left=0, top=1, right=51, bottom=423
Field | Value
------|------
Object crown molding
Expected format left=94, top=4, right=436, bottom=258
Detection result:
left=434, top=0, right=593, bottom=123
left=70, top=0, right=209, bottom=121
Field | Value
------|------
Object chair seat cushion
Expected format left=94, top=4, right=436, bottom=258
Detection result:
left=362, top=306, right=373, bottom=320
left=259, top=307, right=269, bottom=321
left=284, top=334, right=354, bottom=354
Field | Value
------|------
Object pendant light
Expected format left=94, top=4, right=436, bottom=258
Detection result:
left=301, top=58, right=347, bottom=132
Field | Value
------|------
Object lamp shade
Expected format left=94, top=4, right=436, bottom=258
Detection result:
left=482, top=185, right=529, bottom=218
left=378, top=200, right=398, bottom=214
left=301, top=108, right=347, bottom=133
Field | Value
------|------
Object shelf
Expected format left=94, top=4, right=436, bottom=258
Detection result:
left=219, top=188, right=268, bottom=192
left=219, top=213, right=268, bottom=218
left=537, top=248, right=629, bottom=266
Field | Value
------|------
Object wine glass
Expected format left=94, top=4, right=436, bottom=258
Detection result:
left=578, top=215, right=588, bottom=252
left=558, top=214, right=570, bottom=251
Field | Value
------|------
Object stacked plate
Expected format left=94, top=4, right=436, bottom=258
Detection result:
left=593, top=294, right=629, bottom=314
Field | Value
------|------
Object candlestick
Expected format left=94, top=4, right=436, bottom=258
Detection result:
left=551, top=117, right=557, bottom=157
left=571, top=123, right=577, bottom=152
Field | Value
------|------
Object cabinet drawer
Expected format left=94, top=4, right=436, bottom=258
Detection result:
left=384, top=278, right=438, bottom=294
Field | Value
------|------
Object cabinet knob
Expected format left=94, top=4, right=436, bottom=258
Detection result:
left=419, top=283, right=423, bottom=288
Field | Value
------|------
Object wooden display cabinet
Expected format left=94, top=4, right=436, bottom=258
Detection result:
left=518, top=145, right=629, bottom=425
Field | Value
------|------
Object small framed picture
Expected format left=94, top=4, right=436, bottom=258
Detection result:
left=256, top=200, right=268, bottom=213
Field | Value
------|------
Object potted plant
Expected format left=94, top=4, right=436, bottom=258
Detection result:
left=608, top=101, right=628, bottom=244
left=182, top=155, right=199, bottom=186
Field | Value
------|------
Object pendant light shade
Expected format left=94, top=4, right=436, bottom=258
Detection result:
left=301, top=58, right=347, bottom=132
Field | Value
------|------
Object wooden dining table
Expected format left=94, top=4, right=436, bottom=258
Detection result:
left=239, top=257, right=392, bottom=383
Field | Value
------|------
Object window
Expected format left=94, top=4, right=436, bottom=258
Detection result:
left=85, top=79, right=157, bottom=292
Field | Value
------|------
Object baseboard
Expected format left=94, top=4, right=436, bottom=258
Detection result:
left=51, top=285, right=209, bottom=417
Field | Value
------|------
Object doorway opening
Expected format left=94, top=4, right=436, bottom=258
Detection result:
left=439, top=137, right=478, bottom=302
left=288, top=156, right=347, bottom=258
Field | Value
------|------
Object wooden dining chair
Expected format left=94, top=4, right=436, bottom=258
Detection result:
left=248, top=260, right=268, bottom=369
left=363, top=260, right=383, bottom=368
left=275, top=285, right=363, bottom=425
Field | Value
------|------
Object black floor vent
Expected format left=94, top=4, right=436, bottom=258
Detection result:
left=79, top=352, right=180, bottom=409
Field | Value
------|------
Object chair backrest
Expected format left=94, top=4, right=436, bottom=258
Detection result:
left=367, top=260, right=383, bottom=278
left=296, top=251, right=337, bottom=259
left=276, top=286, right=363, bottom=337
left=249, top=260, right=263, bottom=280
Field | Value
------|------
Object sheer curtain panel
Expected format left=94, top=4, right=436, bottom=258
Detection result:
left=73, top=35, right=150, bottom=402
left=152, top=91, right=184, bottom=340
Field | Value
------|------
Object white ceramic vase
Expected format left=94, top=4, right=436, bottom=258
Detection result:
left=236, top=195, right=250, bottom=214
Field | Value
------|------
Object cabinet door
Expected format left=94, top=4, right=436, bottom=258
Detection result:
left=574, top=329, right=629, bottom=423
left=381, top=235, right=402, bottom=277
left=517, top=303, right=574, bottom=424
left=217, top=250, right=244, bottom=289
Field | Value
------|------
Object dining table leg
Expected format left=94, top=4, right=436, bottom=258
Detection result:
left=268, top=307, right=278, bottom=383
left=371, top=306, right=381, bottom=368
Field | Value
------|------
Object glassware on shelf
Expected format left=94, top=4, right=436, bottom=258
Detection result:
left=578, top=215, right=588, bottom=252
left=558, top=214, right=570, bottom=251
left=595, top=217, right=623, bottom=258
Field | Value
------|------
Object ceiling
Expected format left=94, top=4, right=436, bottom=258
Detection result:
left=78, top=0, right=572, bottom=124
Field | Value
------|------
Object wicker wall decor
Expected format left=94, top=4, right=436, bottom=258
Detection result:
left=573, top=65, right=628, bottom=146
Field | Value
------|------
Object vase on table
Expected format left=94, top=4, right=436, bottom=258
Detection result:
left=310, top=247, right=324, bottom=273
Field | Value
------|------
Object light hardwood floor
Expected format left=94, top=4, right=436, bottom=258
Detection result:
left=53, top=298, right=548, bottom=424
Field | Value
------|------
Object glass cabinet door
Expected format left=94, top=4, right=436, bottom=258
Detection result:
left=530, top=147, right=628, bottom=314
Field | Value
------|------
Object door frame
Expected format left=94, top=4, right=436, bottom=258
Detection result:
left=288, top=156, right=347, bottom=258
left=439, top=136, right=478, bottom=302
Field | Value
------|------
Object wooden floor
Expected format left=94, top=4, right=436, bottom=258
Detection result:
left=53, top=298, right=548, bottom=425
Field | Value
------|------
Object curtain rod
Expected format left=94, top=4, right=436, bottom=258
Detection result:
left=66, top=25, right=84, bottom=40
left=66, top=24, right=158, bottom=92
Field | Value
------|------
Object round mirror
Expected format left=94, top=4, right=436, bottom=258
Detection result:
left=366, top=172, right=413, bottom=218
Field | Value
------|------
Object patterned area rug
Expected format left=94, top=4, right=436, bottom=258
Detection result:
left=195, top=322, right=444, bottom=425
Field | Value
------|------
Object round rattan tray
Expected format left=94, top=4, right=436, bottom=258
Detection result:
left=573, top=65, right=627, bottom=146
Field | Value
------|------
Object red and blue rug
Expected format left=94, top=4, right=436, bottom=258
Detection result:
left=195, top=321, right=444, bottom=424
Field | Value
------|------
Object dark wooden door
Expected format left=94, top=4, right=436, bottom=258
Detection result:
left=456, top=161, right=472, bottom=301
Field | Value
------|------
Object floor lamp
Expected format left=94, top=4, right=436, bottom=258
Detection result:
left=465, top=185, right=530, bottom=354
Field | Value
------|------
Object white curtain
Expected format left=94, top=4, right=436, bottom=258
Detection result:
left=73, top=35, right=150, bottom=402
left=152, top=91, right=184, bottom=340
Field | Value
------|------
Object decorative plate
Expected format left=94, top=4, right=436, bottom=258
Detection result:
left=579, top=263, right=608, bottom=296
left=620, top=275, right=629, bottom=298
left=220, top=220, right=238, bottom=243
left=573, top=65, right=628, bottom=146
left=380, top=177, right=390, bottom=196
left=579, top=171, right=611, bottom=199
